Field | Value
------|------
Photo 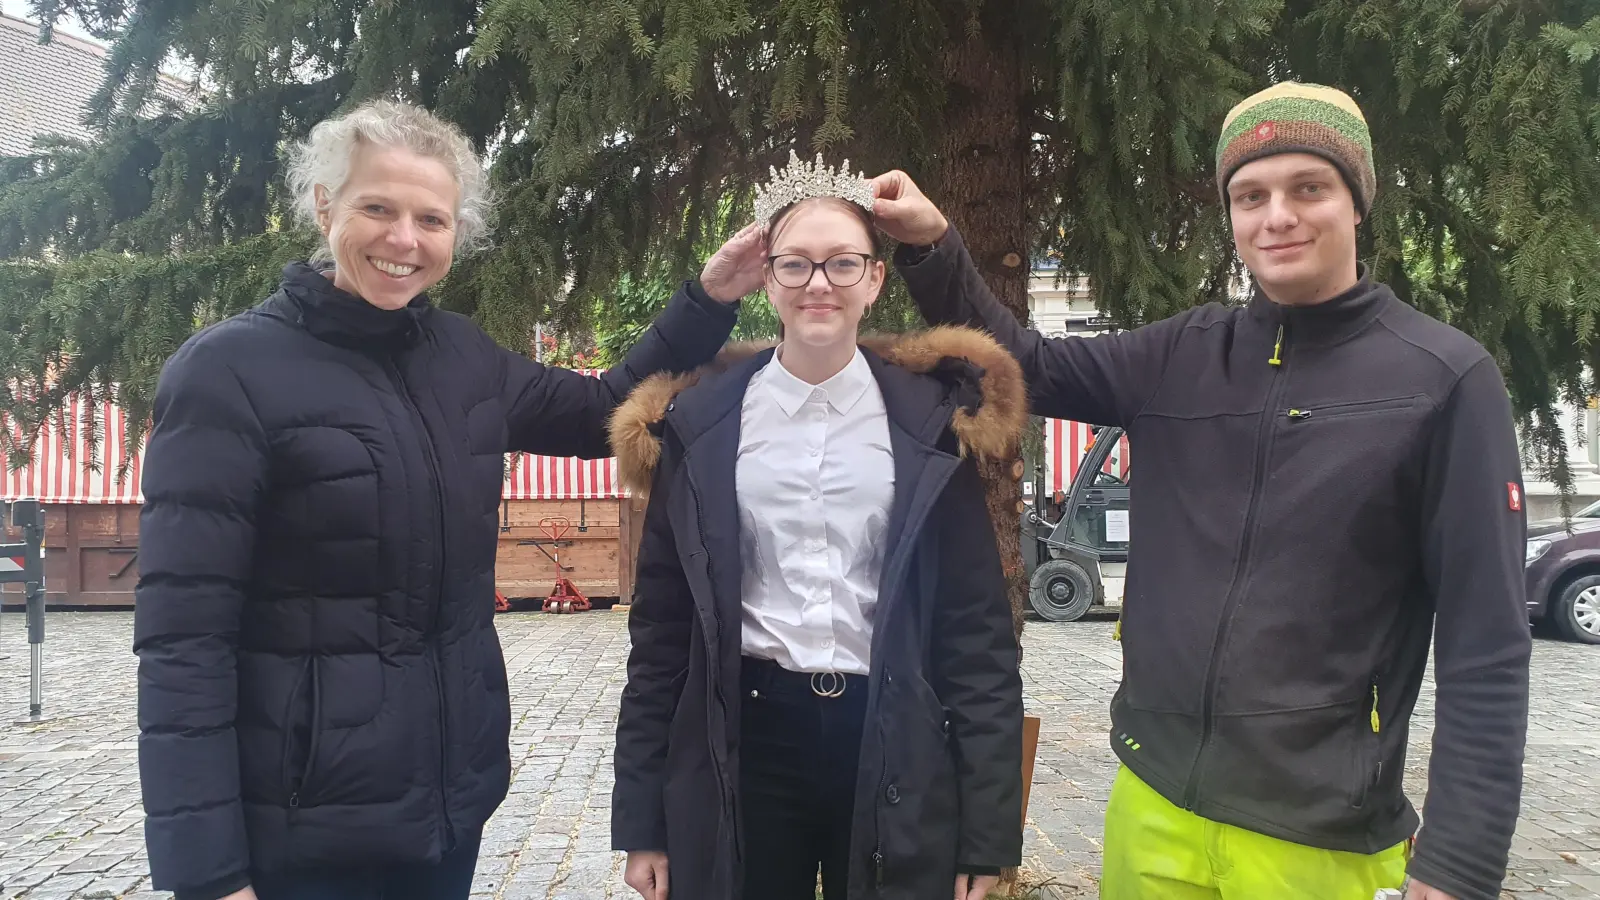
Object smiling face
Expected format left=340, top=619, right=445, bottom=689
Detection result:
left=1227, top=152, right=1362, bottom=306
left=316, top=142, right=460, bottom=310
left=763, top=199, right=885, bottom=351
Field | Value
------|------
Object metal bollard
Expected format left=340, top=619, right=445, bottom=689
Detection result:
left=0, top=500, right=7, bottom=662
left=3, top=499, right=48, bottom=722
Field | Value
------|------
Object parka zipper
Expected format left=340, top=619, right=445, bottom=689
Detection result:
left=386, top=358, right=455, bottom=846
left=677, top=442, right=735, bottom=865
left=874, top=730, right=888, bottom=889
left=1181, top=321, right=1290, bottom=809
left=867, top=404, right=958, bottom=892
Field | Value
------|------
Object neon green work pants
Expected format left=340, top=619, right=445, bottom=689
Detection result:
left=1100, top=765, right=1409, bottom=900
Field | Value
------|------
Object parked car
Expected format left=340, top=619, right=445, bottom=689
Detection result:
left=1525, top=500, right=1600, bottom=644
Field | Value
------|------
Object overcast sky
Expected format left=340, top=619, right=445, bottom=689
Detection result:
left=1, top=0, right=100, bottom=44
left=2, top=0, right=204, bottom=84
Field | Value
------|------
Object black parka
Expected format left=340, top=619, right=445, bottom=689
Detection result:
left=608, top=328, right=1028, bottom=900
left=134, top=264, right=736, bottom=900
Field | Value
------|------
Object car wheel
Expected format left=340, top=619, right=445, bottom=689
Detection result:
left=1553, top=575, right=1600, bottom=645
left=1028, top=558, right=1097, bottom=622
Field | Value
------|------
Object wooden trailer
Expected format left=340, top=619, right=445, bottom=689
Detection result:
left=492, top=452, right=645, bottom=608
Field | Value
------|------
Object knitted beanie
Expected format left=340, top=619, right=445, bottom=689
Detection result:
left=1215, top=82, right=1376, bottom=215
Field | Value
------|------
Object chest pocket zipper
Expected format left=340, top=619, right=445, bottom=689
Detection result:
left=1285, top=396, right=1419, bottom=421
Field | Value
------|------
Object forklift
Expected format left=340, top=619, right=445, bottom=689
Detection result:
left=1021, top=424, right=1129, bottom=621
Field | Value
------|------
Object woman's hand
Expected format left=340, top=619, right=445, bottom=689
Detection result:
left=954, top=872, right=999, bottom=900
left=624, top=850, right=670, bottom=900
left=699, top=222, right=768, bottom=303
left=220, top=888, right=258, bottom=900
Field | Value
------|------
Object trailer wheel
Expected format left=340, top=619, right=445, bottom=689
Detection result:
left=1028, top=558, right=1098, bottom=622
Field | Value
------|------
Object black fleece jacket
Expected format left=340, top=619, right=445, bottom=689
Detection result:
left=897, top=226, right=1531, bottom=900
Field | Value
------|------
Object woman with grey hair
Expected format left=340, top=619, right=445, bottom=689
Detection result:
left=133, top=99, right=764, bottom=900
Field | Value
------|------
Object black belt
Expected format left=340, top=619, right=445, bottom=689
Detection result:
left=740, top=656, right=869, bottom=699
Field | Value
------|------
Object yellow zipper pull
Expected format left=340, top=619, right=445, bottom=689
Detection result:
left=1269, top=324, right=1284, bottom=366
left=1370, top=684, right=1380, bottom=733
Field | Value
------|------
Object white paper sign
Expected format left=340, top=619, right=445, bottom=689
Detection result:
left=1104, top=510, right=1130, bottom=543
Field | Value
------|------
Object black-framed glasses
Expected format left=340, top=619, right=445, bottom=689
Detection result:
left=768, top=252, right=874, bottom=289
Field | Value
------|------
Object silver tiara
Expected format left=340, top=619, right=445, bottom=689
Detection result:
left=752, top=150, right=874, bottom=224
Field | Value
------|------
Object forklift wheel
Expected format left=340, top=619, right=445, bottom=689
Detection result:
left=1029, top=559, right=1097, bottom=622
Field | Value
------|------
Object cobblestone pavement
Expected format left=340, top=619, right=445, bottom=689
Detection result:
left=0, top=610, right=1597, bottom=899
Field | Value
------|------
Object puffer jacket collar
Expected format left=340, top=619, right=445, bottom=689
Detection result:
left=264, top=261, right=432, bottom=352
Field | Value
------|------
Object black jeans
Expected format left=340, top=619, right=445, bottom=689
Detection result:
left=251, top=835, right=480, bottom=900
left=739, top=656, right=870, bottom=900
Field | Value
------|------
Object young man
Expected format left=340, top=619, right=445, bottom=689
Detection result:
left=870, top=82, right=1531, bottom=900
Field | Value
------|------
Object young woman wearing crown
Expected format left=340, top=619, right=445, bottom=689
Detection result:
left=609, top=152, right=1027, bottom=900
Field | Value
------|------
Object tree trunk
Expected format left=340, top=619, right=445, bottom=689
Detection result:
left=937, top=6, right=1030, bottom=641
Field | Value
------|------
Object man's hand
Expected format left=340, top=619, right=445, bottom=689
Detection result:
left=1404, top=880, right=1459, bottom=900
left=624, top=850, right=670, bottom=900
left=699, top=222, right=767, bottom=303
left=220, top=888, right=258, bottom=900
left=869, top=170, right=951, bottom=247
left=954, top=873, right=999, bottom=900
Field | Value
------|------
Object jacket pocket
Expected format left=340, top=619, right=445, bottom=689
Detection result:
left=1350, top=680, right=1383, bottom=809
left=1283, top=396, right=1420, bottom=422
left=281, top=656, right=325, bottom=809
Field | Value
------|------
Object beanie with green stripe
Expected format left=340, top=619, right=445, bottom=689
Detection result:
left=1215, top=82, right=1376, bottom=215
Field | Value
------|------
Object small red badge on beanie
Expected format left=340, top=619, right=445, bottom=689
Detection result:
left=1255, top=121, right=1277, bottom=141
left=1508, top=483, right=1523, bottom=512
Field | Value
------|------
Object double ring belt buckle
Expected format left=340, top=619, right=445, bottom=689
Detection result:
left=810, top=671, right=847, bottom=698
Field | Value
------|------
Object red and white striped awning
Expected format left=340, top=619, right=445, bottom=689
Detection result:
left=4, top=380, right=1124, bottom=504
left=503, top=452, right=620, bottom=500
left=2, top=395, right=145, bottom=503
left=1, top=378, right=625, bottom=503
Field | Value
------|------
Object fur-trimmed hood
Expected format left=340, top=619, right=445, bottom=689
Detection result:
left=610, top=326, right=1026, bottom=497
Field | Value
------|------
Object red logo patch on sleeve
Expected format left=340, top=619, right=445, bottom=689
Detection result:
left=1508, top=483, right=1523, bottom=512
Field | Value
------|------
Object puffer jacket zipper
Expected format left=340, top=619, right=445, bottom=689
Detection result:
left=1182, top=322, right=1290, bottom=809
left=286, top=657, right=322, bottom=814
left=386, top=357, right=455, bottom=847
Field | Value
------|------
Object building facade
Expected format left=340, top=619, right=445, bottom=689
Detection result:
left=1, top=12, right=191, bottom=157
